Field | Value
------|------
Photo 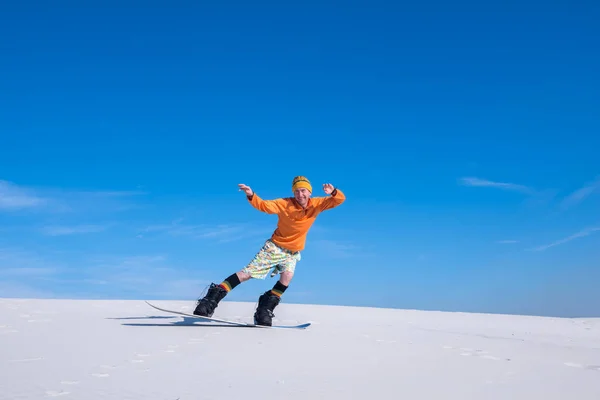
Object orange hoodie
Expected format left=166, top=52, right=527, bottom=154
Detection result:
left=247, top=189, right=345, bottom=252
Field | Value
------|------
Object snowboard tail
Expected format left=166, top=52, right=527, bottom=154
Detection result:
left=144, top=301, right=311, bottom=329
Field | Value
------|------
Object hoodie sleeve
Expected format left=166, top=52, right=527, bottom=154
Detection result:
left=315, top=188, right=346, bottom=212
left=247, top=193, right=284, bottom=214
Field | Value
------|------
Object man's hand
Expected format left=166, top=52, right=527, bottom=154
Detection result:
left=323, top=183, right=335, bottom=195
left=238, top=184, right=254, bottom=197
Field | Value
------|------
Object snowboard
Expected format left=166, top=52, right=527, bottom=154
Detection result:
left=144, top=301, right=311, bottom=329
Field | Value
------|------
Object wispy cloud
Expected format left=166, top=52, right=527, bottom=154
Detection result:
left=496, top=240, right=519, bottom=244
left=461, top=175, right=600, bottom=210
left=140, top=221, right=240, bottom=239
left=139, top=219, right=270, bottom=243
left=0, top=248, right=62, bottom=281
left=145, top=279, right=211, bottom=298
left=39, top=224, right=113, bottom=236
left=312, top=239, right=362, bottom=259
left=0, top=267, right=59, bottom=277
left=560, top=176, right=600, bottom=209
left=0, top=281, right=57, bottom=298
left=0, top=178, right=146, bottom=214
left=529, top=227, right=600, bottom=252
left=0, top=180, right=47, bottom=210
left=459, top=177, right=535, bottom=194
left=88, top=254, right=167, bottom=267
left=0, top=250, right=207, bottom=299
left=74, top=254, right=168, bottom=289
left=79, top=254, right=210, bottom=298
left=46, top=188, right=146, bottom=214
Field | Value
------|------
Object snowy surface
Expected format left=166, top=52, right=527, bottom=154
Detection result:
left=1, top=298, right=599, bottom=399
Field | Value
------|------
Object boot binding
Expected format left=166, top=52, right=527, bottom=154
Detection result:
left=193, top=283, right=227, bottom=317
left=253, top=290, right=281, bottom=326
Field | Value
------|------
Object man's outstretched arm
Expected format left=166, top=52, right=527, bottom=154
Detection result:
left=315, top=183, right=346, bottom=211
left=238, top=183, right=282, bottom=214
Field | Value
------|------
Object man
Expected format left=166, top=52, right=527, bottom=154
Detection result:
left=193, top=175, right=346, bottom=326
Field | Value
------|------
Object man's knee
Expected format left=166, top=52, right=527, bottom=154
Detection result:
left=236, top=271, right=252, bottom=282
left=280, top=271, right=294, bottom=286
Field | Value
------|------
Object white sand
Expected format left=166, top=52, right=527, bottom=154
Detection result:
left=1, top=298, right=599, bottom=399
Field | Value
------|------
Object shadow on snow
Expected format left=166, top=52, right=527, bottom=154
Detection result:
left=107, top=315, right=255, bottom=328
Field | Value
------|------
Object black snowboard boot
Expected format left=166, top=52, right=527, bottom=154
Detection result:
left=193, top=283, right=228, bottom=317
left=253, top=290, right=281, bottom=326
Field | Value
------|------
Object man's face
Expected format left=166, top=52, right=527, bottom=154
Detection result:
left=293, top=188, right=311, bottom=207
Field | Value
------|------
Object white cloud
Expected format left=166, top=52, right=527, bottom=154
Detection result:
left=139, top=219, right=270, bottom=243
left=145, top=279, right=211, bottom=299
left=496, top=240, right=519, bottom=244
left=47, top=188, right=146, bottom=214
left=530, top=227, right=600, bottom=252
left=0, top=267, right=59, bottom=277
left=87, top=254, right=167, bottom=268
left=560, top=176, right=600, bottom=209
left=0, top=248, right=63, bottom=290
left=0, top=281, right=56, bottom=298
left=0, top=180, right=47, bottom=210
left=39, top=224, right=112, bottom=236
left=142, top=220, right=239, bottom=238
left=0, top=178, right=146, bottom=214
left=312, top=239, right=361, bottom=259
left=77, top=253, right=210, bottom=298
left=458, top=177, right=535, bottom=194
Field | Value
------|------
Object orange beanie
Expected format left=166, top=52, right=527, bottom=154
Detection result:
left=292, top=176, right=312, bottom=193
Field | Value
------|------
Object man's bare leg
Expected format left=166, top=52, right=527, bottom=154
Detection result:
left=235, top=271, right=251, bottom=282
left=279, top=270, right=293, bottom=286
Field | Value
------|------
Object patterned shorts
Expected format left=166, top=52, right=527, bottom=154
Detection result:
left=241, top=240, right=301, bottom=279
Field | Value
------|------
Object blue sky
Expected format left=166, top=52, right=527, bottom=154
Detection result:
left=1, top=1, right=599, bottom=317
